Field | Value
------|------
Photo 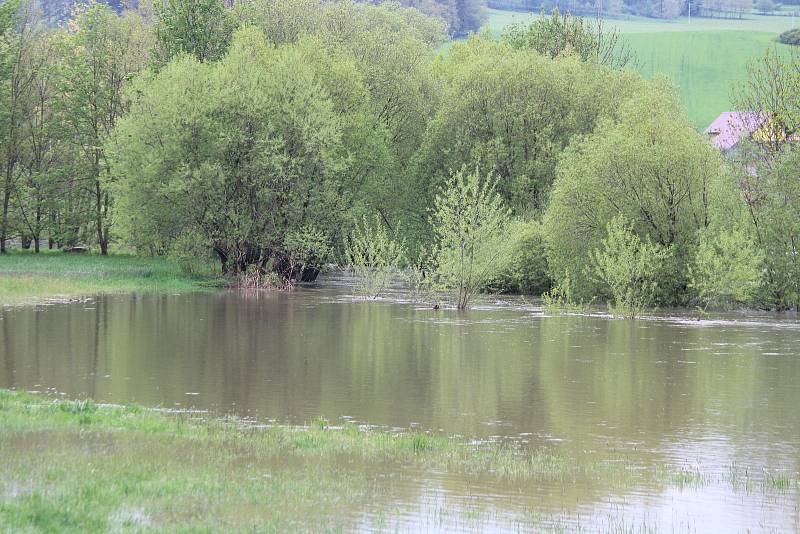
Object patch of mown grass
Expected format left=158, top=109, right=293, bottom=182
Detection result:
left=0, top=250, right=224, bottom=305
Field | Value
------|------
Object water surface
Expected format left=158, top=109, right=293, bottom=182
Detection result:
left=2, top=284, right=799, bottom=531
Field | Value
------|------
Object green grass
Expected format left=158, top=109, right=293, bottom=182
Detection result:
left=0, top=389, right=797, bottom=532
left=0, top=250, right=223, bottom=305
left=483, top=9, right=798, bottom=127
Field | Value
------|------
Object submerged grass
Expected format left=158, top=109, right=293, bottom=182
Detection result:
left=0, top=251, right=223, bottom=305
left=0, top=389, right=797, bottom=532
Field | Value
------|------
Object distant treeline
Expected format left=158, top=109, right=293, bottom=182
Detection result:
left=1, top=1, right=799, bottom=312
left=32, top=0, right=487, bottom=35
left=487, top=0, right=754, bottom=19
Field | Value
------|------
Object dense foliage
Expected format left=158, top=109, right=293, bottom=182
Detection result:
left=2, top=0, right=800, bottom=311
left=778, top=28, right=800, bottom=46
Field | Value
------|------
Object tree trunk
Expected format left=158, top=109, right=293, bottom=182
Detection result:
left=1, top=164, right=12, bottom=254
left=95, top=177, right=107, bottom=255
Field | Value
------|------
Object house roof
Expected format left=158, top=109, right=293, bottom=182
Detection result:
left=704, top=111, right=765, bottom=151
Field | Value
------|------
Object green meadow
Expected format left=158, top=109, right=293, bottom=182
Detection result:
left=484, top=9, right=798, bottom=127
left=1, top=389, right=796, bottom=532
left=0, top=251, right=222, bottom=305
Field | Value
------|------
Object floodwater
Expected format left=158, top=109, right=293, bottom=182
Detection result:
left=2, top=280, right=800, bottom=531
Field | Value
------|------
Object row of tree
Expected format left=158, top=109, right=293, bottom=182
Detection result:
left=487, top=0, right=753, bottom=19
left=0, top=1, right=798, bottom=311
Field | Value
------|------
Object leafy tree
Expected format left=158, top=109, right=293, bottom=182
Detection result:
left=54, top=3, right=152, bottom=254
left=689, top=226, right=764, bottom=309
left=742, top=149, right=800, bottom=309
left=15, top=26, right=61, bottom=252
left=414, top=37, right=646, bottom=224
left=0, top=0, right=40, bottom=253
left=487, top=219, right=551, bottom=295
left=239, top=0, right=444, bottom=240
left=110, top=29, right=363, bottom=280
left=543, top=83, right=723, bottom=304
left=344, top=215, right=407, bottom=298
left=592, top=215, right=670, bottom=319
left=154, top=0, right=237, bottom=65
left=430, top=167, right=511, bottom=309
left=504, top=8, right=635, bottom=69
left=284, top=225, right=333, bottom=283
left=733, top=50, right=800, bottom=159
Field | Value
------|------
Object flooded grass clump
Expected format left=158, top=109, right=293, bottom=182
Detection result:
left=1, top=389, right=798, bottom=532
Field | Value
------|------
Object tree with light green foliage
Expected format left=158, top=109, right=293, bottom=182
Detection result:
left=0, top=0, right=38, bottom=253
left=503, top=8, right=634, bottom=69
left=109, top=28, right=369, bottom=281
left=344, top=215, right=407, bottom=298
left=413, top=36, right=646, bottom=222
left=430, top=167, right=512, bottom=310
left=238, top=0, right=444, bottom=241
left=53, top=3, right=152, bottom=254
left=543, top=83, right=723, bottom=305
left=154, top=0, right=238, bottom=65
left=741, top=149, right=800, bottom=310
left=689, top=226, right=764, bottom=310
left=592, top=215, right=670, bottom=319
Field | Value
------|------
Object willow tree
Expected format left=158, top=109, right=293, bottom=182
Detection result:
left=110, top=28, right=372, bottom=280
left=413, top=37, right=646, bottom=220
left=543, top=83, right=724, bottom=304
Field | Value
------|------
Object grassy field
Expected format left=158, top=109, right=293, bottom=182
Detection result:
left=0, top=389, right=796, bottom=532
left=484, top=9, right=798, bottom=128
left=0, top=251, right=222, bottom=305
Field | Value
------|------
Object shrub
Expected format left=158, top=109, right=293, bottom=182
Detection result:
left=689, top=227, right=764, bottom=310
left=168, top=230, right=218, bottom=276
left=591, top=216, right=670, bottom=319
left=757, top=0, right=776, bottom=13
left=284, top=225, right=332, bottom=283
left=541, top=271, right=590, bottom=314
left=430, top=167, right=512, bottom=310
left=344, top=216, right=407, bottom=298
left=487, top=220, right=551, bottom=295
left=779, top=28, right=800, bottom=46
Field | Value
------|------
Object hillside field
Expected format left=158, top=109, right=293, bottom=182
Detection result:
left=484, top=9, right=798, bottom=128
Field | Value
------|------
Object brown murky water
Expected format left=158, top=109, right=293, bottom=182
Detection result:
left=2, top=281, right=800, bottom=531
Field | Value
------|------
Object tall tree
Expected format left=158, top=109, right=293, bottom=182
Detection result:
left=54, top=2, right=151, bottom=254
left=0, top=0, right=40, bottom=253
left=543, top=83, right=724, bottom=303
left=154, top=0, right=237, bottom=65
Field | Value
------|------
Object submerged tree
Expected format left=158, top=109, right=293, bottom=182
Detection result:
left=344, top=215, right=407, bottom=298
left=430, top=167, right=511, bottom=310
left=592, top=215, right=670, bottom=318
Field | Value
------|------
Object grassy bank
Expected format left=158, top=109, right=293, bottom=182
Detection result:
left=483, top=9, right=798, bottom=127
left=0, top=251, right=223, bottom=305
left=0, top=389, right=797, bottom=532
